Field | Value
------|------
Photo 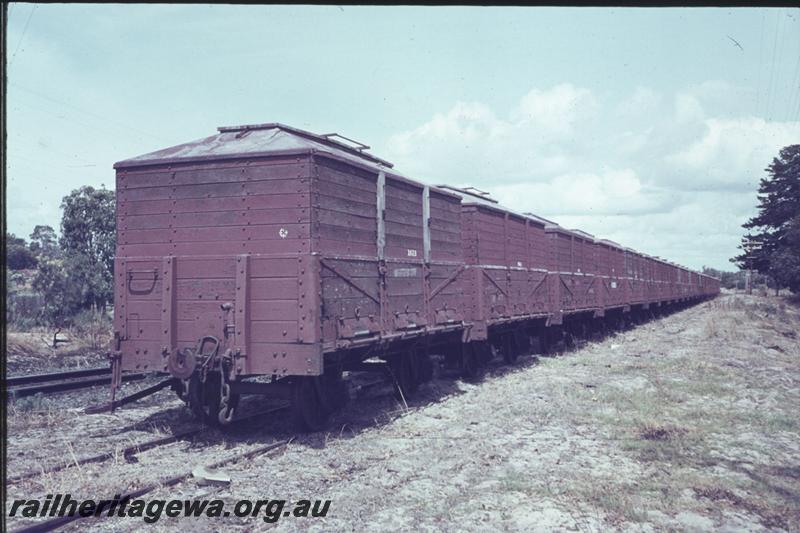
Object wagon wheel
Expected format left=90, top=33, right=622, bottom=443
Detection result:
left=290, top=376, right=331, bottom=432
left=476, top=341, right=493, bottom=366
left=187, top=372, right=240, bottom=426
left=413, top=346, right=434, bottom=384
left=322, top=368, right=349, bottom=412
left=405, top=353, right=421, bottom=395
left=593, top=319, right=607, bottom=340
left=488, top=340, right=502, bottom=363
left=188, top=373, right=212, bottom=421
left=502, top=333, right=519, bottom=364
left=513, top=329, right=530, bottom=358
left=538, top=330, right=554, bottom=356
left=528, top=332, right=539, bottom=356
left=388, top=354, right=418, bottom=401
left=172, top=378, right=190, bottom=403
left=461, top=343, right=484, bottom=381
left=563, top=328, right=576, bottom=350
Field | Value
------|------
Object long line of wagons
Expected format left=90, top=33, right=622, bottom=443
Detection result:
left=112, top=123, right=720, bottom=429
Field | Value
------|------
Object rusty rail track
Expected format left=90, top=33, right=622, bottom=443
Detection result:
left=7, top=404, right=289, bottom=485
left=7, top=367, right=150, bottom=398
left=13, top=436, right=292, bottom=533
left=8, top=367, right=112, bottom=386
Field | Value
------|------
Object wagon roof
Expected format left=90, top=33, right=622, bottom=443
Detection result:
left=114, top=122, right=395, bottom=170
left=598, top=238, right=625, bottom=250
left=544, top=224, right=577, bottom=237
left=522, top=212, right=558, bottom=227
left=569, top=229, right=596, bottom=241
left=436, top=185, right=499, bottom=207
left=436, top=185, right=549, bottom=226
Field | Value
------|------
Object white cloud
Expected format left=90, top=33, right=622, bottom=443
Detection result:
left=615, top=86, right=663, bottom=124
left=386, top=84, right=604, bottom=186
left=513, top=83, right=597, bottom=137
left=383, top=82, right=800, bottom=269
left=674, top=93, right=705, bottom=124
left=667, top=117, right=800, bottom=190
left=491, top=169, right=674, bottom=217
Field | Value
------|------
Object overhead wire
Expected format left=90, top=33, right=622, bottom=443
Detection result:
left=764, top=9, right=782, bottom=122
left=9, top=135, right=99, bottom=168
left=774, top=9, right=795, bottom=123
left=11, top=96, right=158, bottom=147
left=785, top=11, right=800, bottom=121
left=788, top=47, right=800, bottom=121
left=9, top=4, right=37, bottom=66
left=755, top=10, right=766, bottom=117
left=772, top=9, right=800, bottom=122
left=9, top=82, right=171, bottom=143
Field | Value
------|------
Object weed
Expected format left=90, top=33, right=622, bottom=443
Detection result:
left=639, top=424, right=685, bottom=441
left=693, top=486, right=792, bottom=530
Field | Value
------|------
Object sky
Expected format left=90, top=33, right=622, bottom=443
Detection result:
left=6, top=4, right=800, bottom=271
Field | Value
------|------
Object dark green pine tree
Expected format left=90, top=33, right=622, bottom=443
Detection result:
left=734, top=144, right=800, bottom=291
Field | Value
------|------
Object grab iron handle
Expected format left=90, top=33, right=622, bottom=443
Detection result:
left=127, top=269, right=158, bottom=294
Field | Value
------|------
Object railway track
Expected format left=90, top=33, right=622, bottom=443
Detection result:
left=13, top=436, right=292, bottom=533
left=7, top=371, right=392, bottom=483
left=7, top=367, right=150, bottom=399
left=7, top=403, right=290, bottom=485
left=10, top=363, right=517, bottom=531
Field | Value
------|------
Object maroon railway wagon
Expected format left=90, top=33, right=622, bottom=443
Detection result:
left=111, top=122, right=719, bottom=430
left=113, top=123, right=471, bottom=429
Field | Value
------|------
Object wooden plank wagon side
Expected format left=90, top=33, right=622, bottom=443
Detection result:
left=109, top=121, right=720, bottom=430
left=436, top=186, right=555, bottom=366
left=112, top=123, right=470, bottom=429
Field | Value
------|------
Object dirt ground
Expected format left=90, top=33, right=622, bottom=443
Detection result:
left=6, top=328, right=109, bottom=374
left=5, top=292, right=800, bottom=532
